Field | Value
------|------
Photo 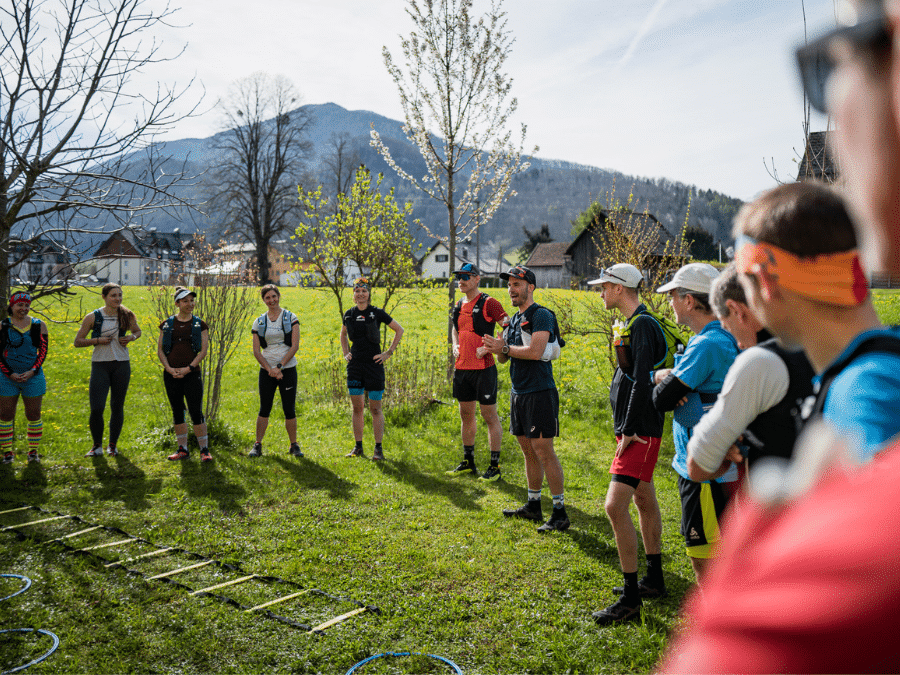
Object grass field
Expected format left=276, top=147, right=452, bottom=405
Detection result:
left=1, top=286, right=898, bottom=674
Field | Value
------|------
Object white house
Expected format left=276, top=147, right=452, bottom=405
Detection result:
left=420, top=240, right=508, bottom=279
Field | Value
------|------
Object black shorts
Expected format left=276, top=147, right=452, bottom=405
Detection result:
left=509, top=388, right=559, bottom=439
left=453, top=366, right=498, bottom=405
left=346, top=358, right=385, bottom=393
left=677, top=475, right=732, bottom=558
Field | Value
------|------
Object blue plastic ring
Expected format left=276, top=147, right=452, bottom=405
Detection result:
left=0, top=575, right=31, bottom=603
left=346, top=651, right=462, bottom=675
left=0, top=628, right=60, bottom=674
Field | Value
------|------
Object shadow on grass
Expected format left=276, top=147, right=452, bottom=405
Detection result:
left=178, top=453, right=247, bottom=515
left=271, top=456, right=358, bottom=500
left=378, top=458, right=486, bottom=511
left=0, top=459, right=49, bottom=506
left=86, top=453, right=163, bottom=511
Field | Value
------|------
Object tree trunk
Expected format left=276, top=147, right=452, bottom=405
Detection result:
left=446, top=185, right=456, bottom=380
left=256, top=240, right=270, bottom=285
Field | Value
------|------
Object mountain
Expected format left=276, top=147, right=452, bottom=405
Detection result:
left=82, top=103, right=743, bottom=256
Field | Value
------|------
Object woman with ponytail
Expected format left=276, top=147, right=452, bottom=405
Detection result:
left=74, top=283, right=142, bottom=457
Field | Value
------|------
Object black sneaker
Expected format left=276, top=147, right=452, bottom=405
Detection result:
left=372, top=447, right=385, bottom=462
left=249, top=442, right=262, bottom=458
left=346, top=446, right=364, bottom=458
left=27, top=450, right=40, bottom=463
left=479, top=466, right=501, bottom=482
left=537, top=507, right=570, bottom=533
left=3, top=451, right=13, bottom=464
left=612, top=577, right=667, bottom=599
left=289, top=443, right=303, bottom=457
left=445, top=459, right=477, bottom=476
left=592, top=596, right=642, bottom=626
left=199, top=448, right=213, bottom=463
left=502, top=501, right=543, bottom=522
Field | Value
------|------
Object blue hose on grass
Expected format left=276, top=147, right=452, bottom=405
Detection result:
left=346, top=651, right=463, bottom=674
left=0, top=574, right=59, bottom=674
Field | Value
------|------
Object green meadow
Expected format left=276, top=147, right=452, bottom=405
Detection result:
left=1, top=286, right=899, bottom=674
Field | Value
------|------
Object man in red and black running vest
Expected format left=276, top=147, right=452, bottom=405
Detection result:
left=445, top=263, right=509, bottom=481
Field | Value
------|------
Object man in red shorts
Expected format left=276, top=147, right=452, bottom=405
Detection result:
left=445, top=263, right=508, bottom=481
left=589, top=264, right=669, bottom=626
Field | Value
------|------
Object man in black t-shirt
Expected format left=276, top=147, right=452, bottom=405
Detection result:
left=339, top=278, right=403, bottom=461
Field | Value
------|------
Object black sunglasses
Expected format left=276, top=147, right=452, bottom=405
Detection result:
left=456, top=274, right=471, bottom=281
left=796, top=8, right=891, bottom=114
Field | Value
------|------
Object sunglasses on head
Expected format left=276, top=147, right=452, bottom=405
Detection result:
left=796, top=5, right=890, bottom=114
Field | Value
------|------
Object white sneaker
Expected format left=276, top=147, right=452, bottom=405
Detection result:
left=85, top=446, right=103, bottom=457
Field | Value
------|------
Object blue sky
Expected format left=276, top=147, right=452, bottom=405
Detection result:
left=149, top=0, right=837, bottom=202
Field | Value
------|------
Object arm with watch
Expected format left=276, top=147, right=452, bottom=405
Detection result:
left=482, top=326, right=550, bottom=363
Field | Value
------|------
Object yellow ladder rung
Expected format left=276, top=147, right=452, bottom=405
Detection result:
left=46, top=526, right=104, bottom=543
left=309, top=606, right=368, bottom=633
left=191, top=575, right=257, bottom=595
left=1, top=515, right=70, bottom=531
left=0, top=506, right=32, bottom=516
left=105, top=547, right=173, bottom=568
left=147, top=559, right=215, bottom=580
left=75, top=539, right=138, bottom=553
left=245, top=589, right=310, bottom=613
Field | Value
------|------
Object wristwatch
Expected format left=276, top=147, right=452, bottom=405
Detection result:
left=275, top=363, right=283, bottom=369
left=501, top=344, right=510, bottom=355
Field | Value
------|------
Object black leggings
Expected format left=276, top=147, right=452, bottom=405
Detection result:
left=163, top=370, right=205, bottom=425
left=89, top=360, right=131, bottom=447
left=258, top=366, right=297, bottom=419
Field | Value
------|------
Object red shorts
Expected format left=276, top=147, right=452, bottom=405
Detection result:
left=610, top=435, right=662, bottom=483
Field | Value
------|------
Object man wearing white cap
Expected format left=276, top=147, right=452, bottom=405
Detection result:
left=651, top=263, right=739, bottom=585
left=588, top=263, right=670, bottom=626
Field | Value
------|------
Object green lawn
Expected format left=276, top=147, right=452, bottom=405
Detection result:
left=1, top=287, right=897, bottom=674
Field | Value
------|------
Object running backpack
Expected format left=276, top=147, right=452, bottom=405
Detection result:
left=161, top=315, right=203, bottom=356
left=615, top=308, right=686, bottom=371
left=452, top=293, right=497, bottom=337
left=0, top=318, right=42, bottom=360
left=91, top=309, right=127, bottom=339
left=514, top=303, right=565, bottom=361
left=253, top=310, right=296, bottom=348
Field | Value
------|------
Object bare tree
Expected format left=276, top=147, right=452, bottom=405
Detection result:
left=213, top=72, right=312, bottom=285
left=0, top=0, right=202, bottom=302
left=320, top=132, right=361, bottom=210
left=370, top=0, right=535, bottom=350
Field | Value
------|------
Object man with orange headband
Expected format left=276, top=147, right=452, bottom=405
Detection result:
left=658, top=2, right=900, bottom=671
left=733, top=182, right=900, bottom=462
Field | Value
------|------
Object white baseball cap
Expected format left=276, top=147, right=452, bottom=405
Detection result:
left=587, top=263, right=643, bottom=288
left=656, top=263, right=720, bottom=294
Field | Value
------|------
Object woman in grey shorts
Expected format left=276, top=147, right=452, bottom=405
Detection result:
left=74, top=283, right=141, bottom=457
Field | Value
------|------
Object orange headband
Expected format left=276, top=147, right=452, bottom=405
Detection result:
left=735, top=236, right=868, bottom=306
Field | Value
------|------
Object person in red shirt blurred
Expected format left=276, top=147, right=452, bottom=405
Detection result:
left=445, top=263, right=509, bottom=481
left=658, top=2, right=900, bottom=671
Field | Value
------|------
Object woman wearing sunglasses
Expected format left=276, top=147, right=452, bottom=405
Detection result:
left=340, top=278, right=403, bottom=461
left=0, top=292, right=48, bottom=464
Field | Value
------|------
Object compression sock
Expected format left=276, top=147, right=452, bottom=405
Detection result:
left=0, top=420, right=13, bottom=452
left=527, top=488, right=542, bottom=502
left=646, top=553, right=663, bottom=585
left=196, top=435, right=208, bottom=450
left=490, top=451, right=500, bottom=467
left=463, top=445, right=475, bottom=462
left=552, top=493, right=565, bottom=510
left=176, top=433, right=189, bottom=450
left=622, top=571, right=640, bottom=604
left=27, top=419, right=42, bottom=452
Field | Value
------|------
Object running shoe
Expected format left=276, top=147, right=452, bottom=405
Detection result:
left=479, top=466, right=501, bottom=482
left=345, top=446, right=364, bottom=458
left=502, top=501, right=543, bottom=522
left=3, top=451, right=13, bottom=464
left=167, top=447, right=190, bottom=461
left=592, top=597, right=642, bottom=626
left=249, top=442, right=262, bottom=457
left=612, top=577, right=667, bottom=599
left=289, top=443, right=303, bottom=458
left=372, top=447, right=385, bottom=462
left=199, top=448, right=213, bottom=463
left=85, top=446, right=104, bottom=458
left=27, top=450, right=39, bottom=463
left=537, top=507, right=571, bottom=533
left=106, top=445, right=119, bottom=457
left=445, top=459, right=477, bottom=476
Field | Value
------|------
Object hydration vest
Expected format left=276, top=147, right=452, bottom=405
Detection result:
left=800, top=333, right=900, bottom=425
left=253, top=310, right=296, bottom=348
left=615, top=308, right=686, bottom=372
left=161, top=315, right=203, bottom=356
left=452, top=293, right=496, bottom=337
left=741, top=339, right=816, bottom=466
left=91, top=309, right=127, bottom=339
left=510, top=303, right=566, bottom=361
left=0, top=318, right=42, bottom=371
